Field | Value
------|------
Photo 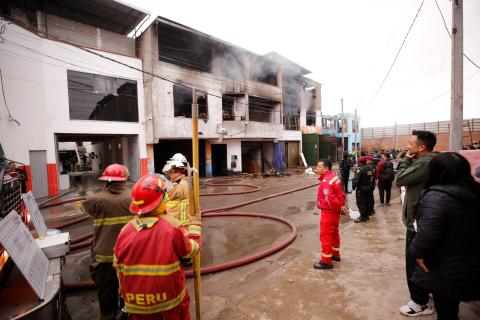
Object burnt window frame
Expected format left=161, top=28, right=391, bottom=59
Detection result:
left=173, top=84, right=208, bottom=121
left=67, top=70, right=139, bottom=122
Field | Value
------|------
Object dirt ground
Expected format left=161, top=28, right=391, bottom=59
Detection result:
left=48, top=171, right=479, bottom=320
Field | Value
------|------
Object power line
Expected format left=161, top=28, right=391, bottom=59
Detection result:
left=434, top=0, right=480, bottom=70
left=363, top=0, right=425, bottom=111
left=0, top=68, right=20, bottom=126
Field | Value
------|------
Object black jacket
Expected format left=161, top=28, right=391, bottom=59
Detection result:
left=409, top=185, right=480, bottom=301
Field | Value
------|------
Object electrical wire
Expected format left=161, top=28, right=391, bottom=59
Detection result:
left=363, top=0, right=425, bottom=111
left=434, top=0, right=480, bottom=70
left=0, top=68, right=20, bottom=126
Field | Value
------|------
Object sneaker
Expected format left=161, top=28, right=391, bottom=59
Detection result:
left=354, top=217, right=369, bottom=223
left=386, top=203, right=391, bottom=207
left=313, top=261, right=333, bottom=270
left=379, top=203, right=385, bottom=207
left=399, top=300, right=434, bottom=317
left=332, top=256, right=341, bottom=262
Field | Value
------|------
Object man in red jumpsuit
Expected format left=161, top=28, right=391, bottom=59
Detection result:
left=314, top=158, right=346, bottom=270
left=113, top=174, right=202, bottom=320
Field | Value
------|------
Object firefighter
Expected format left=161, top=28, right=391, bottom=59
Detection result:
left=352, top=157, right=375, bottom=223
left=82, top=164, right=132, bottom=320
left=313, top=158, right=346, bottom=270
left=113, top=174, right=202, bottom=320
left=162, top=153, right=192, bottom=226
left=365, top=156, right=376, bottom=216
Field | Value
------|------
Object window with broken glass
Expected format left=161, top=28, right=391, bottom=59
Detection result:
left=67, top=70, right=138, bottom=122
left=249, top=96, right=275, bottom=123
left=173, top=84, right=208, bottom=120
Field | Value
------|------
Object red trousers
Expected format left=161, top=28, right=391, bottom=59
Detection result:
left=130, top=291, right=190, bottom=320
left=319, top=210, right=340, bottom=265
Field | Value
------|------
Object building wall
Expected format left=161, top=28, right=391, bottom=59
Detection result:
left=0, top=23, right=146, bottom=195
left=361, top=119, right=480, bottom=152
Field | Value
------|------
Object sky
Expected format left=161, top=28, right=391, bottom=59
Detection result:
left=122, top=0, right=480, bottom=127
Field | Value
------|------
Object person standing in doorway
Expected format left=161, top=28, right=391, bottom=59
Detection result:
left=82, top=164, right=132, bottom=320
left=396, top=130, right=437, bottom=317
left=313, top=158, right=346, bottom=270
left=377, top=153, right=395, bottom=207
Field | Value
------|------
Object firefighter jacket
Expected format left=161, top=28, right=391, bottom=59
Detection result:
left=316, top=170, right=345, bottom=214
left=165, top=174, right=191, bottom=226
left=352, top=164, right=376, bottom=191
left=113, top=214, right=201, bottom=315
left=82, top=183, right=132, bottom=263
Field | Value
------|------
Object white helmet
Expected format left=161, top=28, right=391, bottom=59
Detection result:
left=170, top=153, right=188, bottom=165
left=162, top=159, right=186, bottom=173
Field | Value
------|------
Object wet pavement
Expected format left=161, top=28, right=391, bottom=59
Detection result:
left=39, top=171, right=480, bottom=319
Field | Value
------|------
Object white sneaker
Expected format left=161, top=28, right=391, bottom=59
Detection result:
left=399, top=300, right=434, bottom=317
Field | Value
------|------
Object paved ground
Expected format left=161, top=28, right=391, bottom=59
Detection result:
left=50, top=171, right=479, bottom=320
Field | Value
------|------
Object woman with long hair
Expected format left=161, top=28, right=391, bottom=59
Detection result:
left=408, top=152, right=480, bottom=319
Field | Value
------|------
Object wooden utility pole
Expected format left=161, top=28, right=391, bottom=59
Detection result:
left=449, top=0, right=463, bottom=151
left=191, top=89, right=202, bottom=320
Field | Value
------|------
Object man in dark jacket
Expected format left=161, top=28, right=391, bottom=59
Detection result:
left=396, top=130, right=436, bottom=317
left=376, top=153, right=394, bottom=206
left=352, top=156, right=375, bottom=223
left=340, top=154, right=353, bottom=193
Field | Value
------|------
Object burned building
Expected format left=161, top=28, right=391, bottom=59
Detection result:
left=138, top=17, right=321, bottom=176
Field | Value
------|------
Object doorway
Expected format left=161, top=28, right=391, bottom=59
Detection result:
left=211, top=144, right=227, bottom=176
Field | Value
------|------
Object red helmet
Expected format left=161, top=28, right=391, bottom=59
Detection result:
left=129, top=174, right=167, bottom=214
left=366, top=156, right=374, bottom=162
left=99, top=164, right=129, bottom=182
left=358, top=156, right=367, bottom=163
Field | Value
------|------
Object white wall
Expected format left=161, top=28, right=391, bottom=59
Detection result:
left=224, top=139, right=242, bottom=172
left=0, top=23, right=147, bottom=166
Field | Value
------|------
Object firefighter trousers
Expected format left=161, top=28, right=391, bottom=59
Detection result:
left=129, top=291, right=190, bottom=320
left=319, top=210, right=340, bottom=265
left=89, top=262, right=119, bottom=320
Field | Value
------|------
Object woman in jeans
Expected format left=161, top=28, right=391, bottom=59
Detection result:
left=408, top=152, right=480, bottom=319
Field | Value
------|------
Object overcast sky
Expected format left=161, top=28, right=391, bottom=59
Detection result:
left=123, top=0, right=480, bottom=127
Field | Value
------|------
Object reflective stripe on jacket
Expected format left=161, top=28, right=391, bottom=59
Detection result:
left=316, top=170, right=345, bottom=213
left=113, top=215, right=202, bottom=315
left=82, top=183, right=132, bottom=261
left=165, top=175, right=191, bottom=226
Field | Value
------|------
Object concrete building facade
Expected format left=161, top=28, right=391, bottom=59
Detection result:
left=0, top=1, right=149, bottom=197
left=138, top=17, right=321, bottom=176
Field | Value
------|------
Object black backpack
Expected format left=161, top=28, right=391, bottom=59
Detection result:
left=380, top=161, right=394, bottom=181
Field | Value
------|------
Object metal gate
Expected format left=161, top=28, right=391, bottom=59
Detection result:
left=29, top=150, right=48, bottom=197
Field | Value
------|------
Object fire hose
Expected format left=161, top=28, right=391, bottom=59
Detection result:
left=42, top=178, right=318, bottom=290
left=200, top=177, right=261, bottom=196
left=65, top=211, right=298, bottom=291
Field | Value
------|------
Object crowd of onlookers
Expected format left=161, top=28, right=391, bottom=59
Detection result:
left=338, top=131, right=480, bottom=319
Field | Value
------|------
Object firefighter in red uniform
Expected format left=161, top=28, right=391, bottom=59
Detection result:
left=313, top=158, right=346, bottom=270
left=113, top=174, right=201, bottom=320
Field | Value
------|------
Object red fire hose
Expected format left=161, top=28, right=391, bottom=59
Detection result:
left=200, top=177, right=261, bottom=196
left=64, top=211, right=298, bottom=291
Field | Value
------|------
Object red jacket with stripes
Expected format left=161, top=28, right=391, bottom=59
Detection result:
left=113, top=214, right=201, bottom=315
left=316, top=170, right=345, bottom=213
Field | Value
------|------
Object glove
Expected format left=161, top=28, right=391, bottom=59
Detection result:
left=190, top=212, right=202, bottom=225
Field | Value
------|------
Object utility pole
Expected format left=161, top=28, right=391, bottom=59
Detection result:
left=354, top=108, right=358, bottom=161
left=394, top=121, right=397, bottom=151
left=340, top=98, right=344, bottom=160
left=449, top=0, right=463, bottom=151
left=191, top=89, right=202, bottom=320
